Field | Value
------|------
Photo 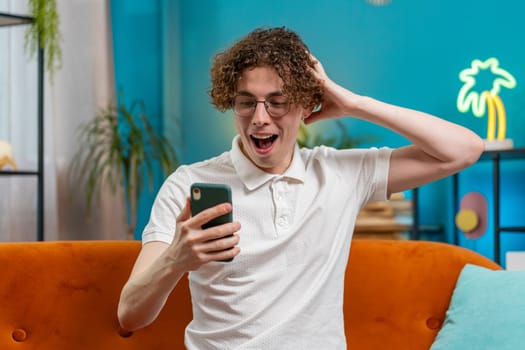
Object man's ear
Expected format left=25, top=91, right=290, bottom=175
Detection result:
left=303, top=104, right=316, bottom=118
left=305, top=103, right=322, bottom=117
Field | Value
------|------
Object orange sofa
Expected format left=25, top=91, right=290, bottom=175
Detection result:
left=0, top=240, right=499, bottom=349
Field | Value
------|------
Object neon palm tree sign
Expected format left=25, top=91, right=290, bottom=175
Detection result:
left=457, top=57, right=517, bottom=150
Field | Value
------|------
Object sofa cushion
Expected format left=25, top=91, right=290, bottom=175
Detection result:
left=0, top=241, right=192, bottom=350
left=0, top=240, right=502, bottom=350
left=345, top=240, right=500, bottom=350
left=430, top=264, right=525, bottom=350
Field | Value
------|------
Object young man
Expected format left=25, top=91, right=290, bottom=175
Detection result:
left=118, top=27, right=483, bottom=349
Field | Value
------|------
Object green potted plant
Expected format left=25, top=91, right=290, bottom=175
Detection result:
left=25, top=0, right=62, bottom=79
left=297, top=120, right=377, bottom=149
left=70, top=98, right=179, bottom=238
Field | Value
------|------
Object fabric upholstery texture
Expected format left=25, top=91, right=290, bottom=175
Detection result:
left=345, top=240, right=500, bottom=349
left=0, top=241, right=191, bottom=350
left=0, top=240, right=499, bottom=349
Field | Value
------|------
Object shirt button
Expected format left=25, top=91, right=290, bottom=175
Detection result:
left=278, top=216, right=289, bottom=227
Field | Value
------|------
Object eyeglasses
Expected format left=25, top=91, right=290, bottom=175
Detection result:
left=233, top=95, right=290, bottom=118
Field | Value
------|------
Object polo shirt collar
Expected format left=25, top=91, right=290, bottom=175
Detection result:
left=230, top=135, right=306, bottom=191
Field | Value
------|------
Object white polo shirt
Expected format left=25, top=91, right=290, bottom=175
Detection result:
left=143, top=135, right=392, bottom=349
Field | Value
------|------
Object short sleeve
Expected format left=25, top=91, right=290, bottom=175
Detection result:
left=141, top=167, right=191, bottom=245
left=368, top=147, right=393, bottom=203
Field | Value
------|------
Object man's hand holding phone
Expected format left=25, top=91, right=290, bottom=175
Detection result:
left=167, top=183, right=240, bottom=270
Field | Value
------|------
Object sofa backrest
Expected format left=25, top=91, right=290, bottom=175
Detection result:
left=345, top=240, right=500, bottom=349
left=0, top=240, right=499, bottom=349
left=0, top=241, right=189, bottom=350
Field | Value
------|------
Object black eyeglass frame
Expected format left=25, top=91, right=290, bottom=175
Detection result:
left=232, top=94, right=291, bottom=119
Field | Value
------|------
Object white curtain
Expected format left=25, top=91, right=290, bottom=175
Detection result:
left=0, top=0, right=127, bottom=241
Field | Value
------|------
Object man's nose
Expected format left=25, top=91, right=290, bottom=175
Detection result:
left=251, top=102, right=271, bottom=125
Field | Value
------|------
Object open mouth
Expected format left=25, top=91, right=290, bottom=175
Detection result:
left=251, top=134, right=278, bottom=150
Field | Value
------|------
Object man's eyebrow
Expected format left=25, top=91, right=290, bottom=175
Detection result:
left=235, top=91, right=254, bottom=97
left=235, top=90, right=286, bottom=98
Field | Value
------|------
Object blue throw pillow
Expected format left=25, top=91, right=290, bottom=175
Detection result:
left=430, top=264, right=525, bottom=350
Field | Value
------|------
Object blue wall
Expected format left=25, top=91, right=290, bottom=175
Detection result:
left=111, top=1, right=165, bottom=237
left=175, top=0, right=525, bottom=162
left=112, top=0, right=525, bottom=261
left=453, top=159, right=525, bottom=265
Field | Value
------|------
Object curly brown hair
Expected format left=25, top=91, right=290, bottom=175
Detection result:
left=209, top=27, right=323, bottom=112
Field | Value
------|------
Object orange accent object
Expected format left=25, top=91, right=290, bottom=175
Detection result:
left=0, top=240, right=500, bottom=349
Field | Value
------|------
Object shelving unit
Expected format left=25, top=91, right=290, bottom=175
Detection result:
left=405, top=188, right=443, bottom=241
left=0, top=12, right=44, bottom=241
left=452, top=148, right=525, bottom=264
left=353, top=188, right=439, bottom=241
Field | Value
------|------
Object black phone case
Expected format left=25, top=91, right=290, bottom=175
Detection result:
left=190, top=183, right=232, bottom=228
left=190, top=183, right=234, bottom=262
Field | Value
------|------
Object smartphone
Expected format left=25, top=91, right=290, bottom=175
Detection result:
left=190, top=183, right=234, bottom=262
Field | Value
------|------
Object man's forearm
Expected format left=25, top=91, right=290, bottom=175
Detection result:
left=118, top=253, right=184, bottom=332
left=351, top=95, right=483, bottom=165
